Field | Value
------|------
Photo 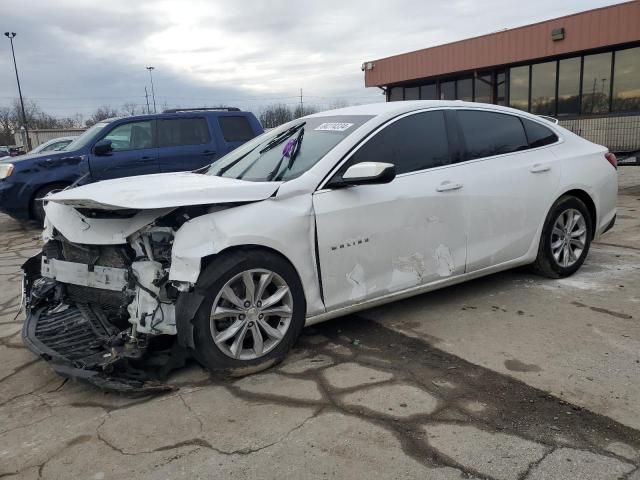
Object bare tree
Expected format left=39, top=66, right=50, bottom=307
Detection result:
left=259, top=104, right=294, bottom=128
left=293, top=104, right=318, bottom=119
left=121, top=102, right=140, bottom=116
left=85, top=106, right=120, bottom=127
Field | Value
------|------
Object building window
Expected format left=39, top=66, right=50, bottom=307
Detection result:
left=404, top=86, right=420, bottom=100
left=530, top=61, right=556, bottom=116
left=557, top=57, right=581, bottom=116
left=613, top=47, right=640, bottom=112
left=474, top=72, right=493, bottom=104
left=496, top=71, right=506, bottom=106
left=440, top=80, right=455, bottom=100
left=509, top=65, right=530, bottom=111
left=420, top=83, right=437, bottom=100
left=389, top=87, right=403, bottom=102
left=457, top=78, right=473, bottom=101
left=581, top=52, right=612, bottom=114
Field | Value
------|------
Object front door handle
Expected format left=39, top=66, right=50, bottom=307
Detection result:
left=436, top=181, right=463, bottom=192
left=202, top=150, right=217, bottom=156
left=530, top=163, right=551, bottom=173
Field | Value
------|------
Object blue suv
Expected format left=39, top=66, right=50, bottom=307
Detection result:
left=0, top=108, right=263, bottom=222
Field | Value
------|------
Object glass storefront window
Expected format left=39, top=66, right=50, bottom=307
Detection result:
left=475, top=73, right=492, bottom=104
left=440, top=80, right=455, bottom=100
left=509, top=66, right=529, bottom=111
left=557, top=57, right=581, bottom=115
left=420, top=83, right=437, bottom=100
left=457, top=78, right=473, bottom=101
left=613, top=47, right=640, bottom=112
left=496, top=71, right=506, bottom=106
left=531, top=61, right=556, bottom=115
left=404, top=86, right=420, bottom=100
left=582, top=52, right=612, bottom=114
left=389, top=87, right=403, bottom=102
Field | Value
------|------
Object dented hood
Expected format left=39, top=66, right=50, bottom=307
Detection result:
left=45, top=172, right=282, bottom=210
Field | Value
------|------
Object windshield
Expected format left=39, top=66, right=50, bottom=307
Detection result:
left=64, top=122, right=110, bottom=151
left=208, top=115, right=373, bottom=182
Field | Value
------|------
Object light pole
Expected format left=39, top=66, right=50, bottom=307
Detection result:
left=4, top=32, right=31, bottom=150
left=146, top=66, right=157, bottom=113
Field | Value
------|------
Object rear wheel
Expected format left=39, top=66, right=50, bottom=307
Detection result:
left=31, top=183, right=68, bottom=224
left=191, top=249, right=306, bottom=376
left=532, top=195, right=593, bottom=278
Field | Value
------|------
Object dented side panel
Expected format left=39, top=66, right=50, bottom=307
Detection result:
left=312, top=169, right=468, bottom=311
left=169, top=194, right=325, bottom=317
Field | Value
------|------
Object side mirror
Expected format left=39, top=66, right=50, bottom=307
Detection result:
left=330, top=162, right=396, bottom=188
left=93, top=139, right=113, bottom=156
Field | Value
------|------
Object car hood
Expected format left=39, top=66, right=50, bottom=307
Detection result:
left=0, top=150, right=79, bottom=165
left=45, top=172, right=282, bottom=210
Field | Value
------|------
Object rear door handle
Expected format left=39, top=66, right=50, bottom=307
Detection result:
left=436, top=181, right=463, bottom=192
left=530, top=163, right=551, bottom=173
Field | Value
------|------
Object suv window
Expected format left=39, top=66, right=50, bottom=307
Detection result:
left=346, top=111, right=450, bottom=175
left=218, top=116, right=255, bottom=142
left=457, top=110, right=528, bottom=160
left=158, top=118, right=210, bottom=147
left=103, top=121, right=153, bottom=151
left=522, top=118, right=558, bottom=148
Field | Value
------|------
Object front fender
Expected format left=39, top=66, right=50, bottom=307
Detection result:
left=169, top=194, right=325, bottom=317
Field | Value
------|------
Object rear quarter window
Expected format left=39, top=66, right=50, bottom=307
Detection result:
left=457, top=110, right=529, bottom=161
left=522, top=118, right=559, bottom=148
left=218, top=116, right=255, bottom=142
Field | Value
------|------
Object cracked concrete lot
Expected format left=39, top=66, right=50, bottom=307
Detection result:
left=1, top=166, right=639, bottom=479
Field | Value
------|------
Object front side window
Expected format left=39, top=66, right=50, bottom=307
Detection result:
left=582, top=52, right=612, bottom=114
left=613, top=47, right=640, bottom=112
left=531, top=61, right=557, bottom=116
left=509, top=65, right=530, bottom=111
left=522, top=118, right=558, bottom=148
left=344, top=111, right=450, bottom=175
left=218, top=116, right=255, bottom=142
left=158, top=118, right=210, bottom=147
left=103, top=121, right=153, bottom=151
left=457, top=110, right=528, bottom=160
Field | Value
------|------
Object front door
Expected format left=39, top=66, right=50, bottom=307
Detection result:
left=89, top=119, right=159, bottom=181
left=313, top=110, right=468, bottom=311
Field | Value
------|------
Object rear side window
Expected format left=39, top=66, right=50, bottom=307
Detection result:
left=158, top=118, right=210, bottom=147
left=219, top=116, right=255, bottom=142
left=347, top=111, right=450, bottom=175
left=457, top=110, right=528, bottom=160
left=522, top=118, right=559, bottom=148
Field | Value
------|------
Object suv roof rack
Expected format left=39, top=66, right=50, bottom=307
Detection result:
left=162, top=107, right=241, bottom=113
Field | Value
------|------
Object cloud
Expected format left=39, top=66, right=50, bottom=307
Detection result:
left=0, top=0, right=621, bottom=118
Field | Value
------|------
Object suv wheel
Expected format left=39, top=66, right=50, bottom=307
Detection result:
left=532, top=195, right=593, bottom=278
left=191, top=249, right=306, bottom=376
left=31, top=183, right=67, bottom=225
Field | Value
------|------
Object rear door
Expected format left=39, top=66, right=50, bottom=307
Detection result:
left=89, top=119, right=159, bottom=181
left=157, top=116, right=217, bottom=172
left=313, top=110, right=468, bottom=311
left=451, top=109, right=561, bottom=271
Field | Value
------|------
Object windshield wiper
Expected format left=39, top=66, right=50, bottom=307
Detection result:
left=259, top=122, right=306, bottom=154
left=272, top=128, right=304, bottom=181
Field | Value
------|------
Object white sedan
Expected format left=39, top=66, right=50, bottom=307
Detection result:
left=23, top=101, right=617, bottom=388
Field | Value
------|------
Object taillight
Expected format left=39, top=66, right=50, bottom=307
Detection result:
left=605, top=152, right=617, bottom=170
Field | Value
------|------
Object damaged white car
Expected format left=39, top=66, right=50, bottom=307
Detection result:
left=22, top=101, right=618, bottom=391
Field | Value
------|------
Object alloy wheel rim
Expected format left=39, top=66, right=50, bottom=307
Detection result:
left=210, top=269, right=293, bottom=360
left=550, top=208, right=587, bottom=268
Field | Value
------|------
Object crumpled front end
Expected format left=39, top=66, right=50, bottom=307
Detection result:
left=21, top=222, right=188, bottom=392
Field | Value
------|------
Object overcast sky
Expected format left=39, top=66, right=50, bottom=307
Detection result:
left=0, top=0, right=625, bottom=118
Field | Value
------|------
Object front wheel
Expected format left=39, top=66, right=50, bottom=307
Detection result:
left=31, top=183, right=68, bottom=225
left=532, top=195, right=593, bottom=278
left=191, top=249, right=306, bottom=376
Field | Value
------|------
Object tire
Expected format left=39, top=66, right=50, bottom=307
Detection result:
left=531, top=195, right=593, bottom=279
left=31, top=183, right=68, bottom=224
left=191, top=248, right=306, bottom=376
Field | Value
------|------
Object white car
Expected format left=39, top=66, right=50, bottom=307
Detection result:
left=22, top=101, right=617, bottom=390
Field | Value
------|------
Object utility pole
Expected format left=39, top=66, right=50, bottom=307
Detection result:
left=146, top=66, right=157, bottom=113
left=299, top=88, right=304, bottom=116
left=144, top=87, right=151, bottom=114
left=4, top=32, right=31, bottom=150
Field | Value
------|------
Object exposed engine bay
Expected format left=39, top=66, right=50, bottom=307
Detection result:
left=22, top=210, right=198, bottom=392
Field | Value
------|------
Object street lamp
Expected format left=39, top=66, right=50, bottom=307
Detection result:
left=4, top=32, right=31, bottom=150
left=146, top=66, right=157, bottom=113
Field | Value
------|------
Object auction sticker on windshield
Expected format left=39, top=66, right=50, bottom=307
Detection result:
left=315, top=122, right=354, bottom=132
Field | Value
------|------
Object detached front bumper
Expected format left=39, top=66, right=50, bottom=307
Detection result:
left=21, top=255, right=179, bottom=393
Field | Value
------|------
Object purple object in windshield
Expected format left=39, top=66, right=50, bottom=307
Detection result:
left=282, top=137, right=298, bottom=158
